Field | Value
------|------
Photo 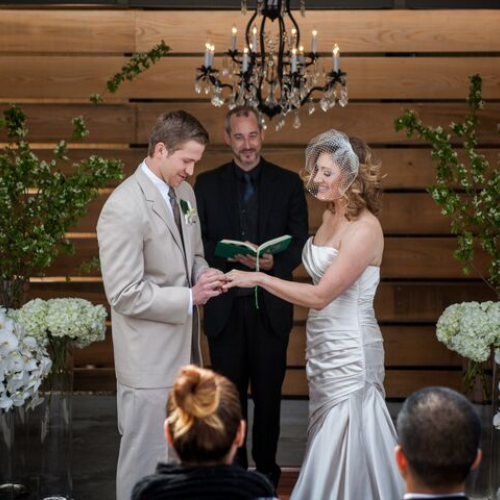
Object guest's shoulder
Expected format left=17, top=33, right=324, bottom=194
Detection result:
left=235, top=468, right=276, bottom=496
left=131, top=463, right=185, bottom=500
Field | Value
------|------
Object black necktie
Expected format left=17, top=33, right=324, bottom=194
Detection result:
left=242, top=172, right=255, bottom=203
left=168, top=187, right=183, bottom=238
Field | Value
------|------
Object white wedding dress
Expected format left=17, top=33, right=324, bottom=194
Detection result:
left=291, top=238, right=404, bottom=500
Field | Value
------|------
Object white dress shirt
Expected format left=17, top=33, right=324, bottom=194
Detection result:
left=141, top=161, right=193, bottom=315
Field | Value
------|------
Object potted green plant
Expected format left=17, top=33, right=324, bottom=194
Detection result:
left=395, top=74, right=500, bottom=499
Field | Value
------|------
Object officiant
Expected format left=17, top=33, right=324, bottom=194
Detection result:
left=194, top=105, right=308, bottom=488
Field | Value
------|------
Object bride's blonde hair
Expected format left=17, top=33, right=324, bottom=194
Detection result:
left=332, top=136, right=384, bottom=220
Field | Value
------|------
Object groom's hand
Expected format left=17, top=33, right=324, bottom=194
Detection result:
left=192, top=268, right=227, bottom=305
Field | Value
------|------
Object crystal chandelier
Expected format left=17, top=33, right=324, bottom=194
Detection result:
left=195, top=0, right=348, bottom=130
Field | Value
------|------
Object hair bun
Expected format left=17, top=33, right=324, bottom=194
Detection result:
left=170, top=365, right=221, bottom=436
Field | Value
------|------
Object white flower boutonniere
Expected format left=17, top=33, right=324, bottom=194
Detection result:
left=180, top=199, right=197, bottom=225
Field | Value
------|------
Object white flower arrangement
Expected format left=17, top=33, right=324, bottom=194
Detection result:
left=11, top=297, right=107, bottom=349
left=0, top=307, right=52, bottom=412
left=436, top=301, right=500, bottom=428
left=436, top=301, right=500, bottom=363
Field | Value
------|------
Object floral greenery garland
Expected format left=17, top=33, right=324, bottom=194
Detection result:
left=395, top=74, right=500, bottom=298
left=0, top=41, right=170, bottom=307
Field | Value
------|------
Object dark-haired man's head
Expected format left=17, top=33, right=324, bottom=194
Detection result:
left=396, top=386, right=482, bottom=495
left=223, top=106, right=264, bottom=171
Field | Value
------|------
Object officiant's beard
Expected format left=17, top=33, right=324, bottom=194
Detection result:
left=235, top=148, right=260, bottom=169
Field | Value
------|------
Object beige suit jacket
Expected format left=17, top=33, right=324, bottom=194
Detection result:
left=97, top=165, right=208, bottom=389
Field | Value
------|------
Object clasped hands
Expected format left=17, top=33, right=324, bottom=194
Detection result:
left=192, top=251, right=272, bottom=305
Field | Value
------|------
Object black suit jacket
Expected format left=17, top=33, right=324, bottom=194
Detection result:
left=194, top=158, right=309, bottom=338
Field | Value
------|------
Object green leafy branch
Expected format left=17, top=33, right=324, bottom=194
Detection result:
left=90, top=40, right=170, bottom=104
left=0, top=105, right=123, bottom=307
left=395, top=74, right=500, bottom=298
left=1, top=41, right=171, bottom=307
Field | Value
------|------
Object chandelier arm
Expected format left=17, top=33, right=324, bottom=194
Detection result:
left=285, top=1, right=301, bottom=47
left=228, top=51, right=242, bottom=65
left=245, top=9, right=258, bottom=48
left=276, top=14, right=286, bottom=88
left=302, top=53, right=319, bottom=69
left=196, top=67, right=233, bottom=91
left=299, top=71, right=347, bottom=105
left=255, top=16, right=268, bottom=108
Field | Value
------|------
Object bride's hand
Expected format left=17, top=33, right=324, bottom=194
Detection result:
left=223, top=270, right=260, bottom=290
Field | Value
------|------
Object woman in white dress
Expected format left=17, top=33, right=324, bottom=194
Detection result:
left=224, top=130, right=404, bottom=500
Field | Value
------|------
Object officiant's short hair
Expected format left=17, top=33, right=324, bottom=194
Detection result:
left=397, top=386, right=481, bottom=488
left=148, top=110, right=209, bottom=156
left=224, top=105, right=262, bottom=135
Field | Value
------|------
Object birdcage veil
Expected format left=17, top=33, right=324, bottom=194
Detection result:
left=304, top=129, right=359, bottom=201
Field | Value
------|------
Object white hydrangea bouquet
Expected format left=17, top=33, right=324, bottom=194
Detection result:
left=10, top=297, right=107, bottom=375
left=436, top=301, right=500, bottom=427
left=0, top=306, right=52, bottom=412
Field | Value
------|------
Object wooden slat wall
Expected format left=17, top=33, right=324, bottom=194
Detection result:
left=2, top=8, right=499, bottom=398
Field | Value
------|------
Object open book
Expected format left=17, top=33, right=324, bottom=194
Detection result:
left=215, top=234, right=292, bottom=259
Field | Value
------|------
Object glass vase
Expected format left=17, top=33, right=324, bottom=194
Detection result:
left=38, top=344, right=73, bottom=500
left=490, top=352, right=500, bottom=500
left=465, top=354, right=499, bottom=500
left=0, top=279, right=29, bottom=310
left=0, top=407, right=29, bottom=499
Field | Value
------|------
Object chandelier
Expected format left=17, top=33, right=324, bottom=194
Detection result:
left=195, top=0, right=348, bottom=130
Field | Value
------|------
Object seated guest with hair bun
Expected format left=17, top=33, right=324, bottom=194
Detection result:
left=131, top=365, right=277, bottom=500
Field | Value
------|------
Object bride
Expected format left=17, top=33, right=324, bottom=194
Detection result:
left=224, top=129, right=404, bottom=499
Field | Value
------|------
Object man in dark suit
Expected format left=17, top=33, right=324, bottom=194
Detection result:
left=396, top=386, right=482, bottom=500
left=194, top=106, right=308, bottom=487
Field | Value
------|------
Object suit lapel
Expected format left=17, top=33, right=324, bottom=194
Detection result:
left=220, top=164, right=240, bottom=238
left=258, top=161, right=276, bottom=239
left=135, top=167, right=188, bottom=267
left=175, top=184, right=193, bottom=282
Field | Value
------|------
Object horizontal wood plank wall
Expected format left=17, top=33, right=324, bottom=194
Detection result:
left=2, top=8, right=499, bottom=398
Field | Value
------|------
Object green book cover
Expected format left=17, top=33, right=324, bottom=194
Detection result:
left=215, top=234, right=292, bottom=259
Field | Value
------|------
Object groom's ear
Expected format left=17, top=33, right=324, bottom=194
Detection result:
left=153, top=141, right=168, bottom=158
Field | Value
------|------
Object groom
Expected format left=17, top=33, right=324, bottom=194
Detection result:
left=97, top=110, right=225, bottom=500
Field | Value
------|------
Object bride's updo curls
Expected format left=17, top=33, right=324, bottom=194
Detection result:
left=345, top=136, right=384, bottom=219
left=167, top=365, right=241, bottom=463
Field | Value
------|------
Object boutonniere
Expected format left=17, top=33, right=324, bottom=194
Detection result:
left=180, top=199, right=197, bottom=225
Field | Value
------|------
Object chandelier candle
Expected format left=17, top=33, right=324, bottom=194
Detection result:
left=231, top=26, right=237, bottom=52
left=291, top=48, right=297, bottom=73
left=242, top=47, right=249, bottom=73
left=333, top=44, right=340, bottom=72
left=311, top=29, right=317, bottom=54
left=204, top=42, right=211, bottom=68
